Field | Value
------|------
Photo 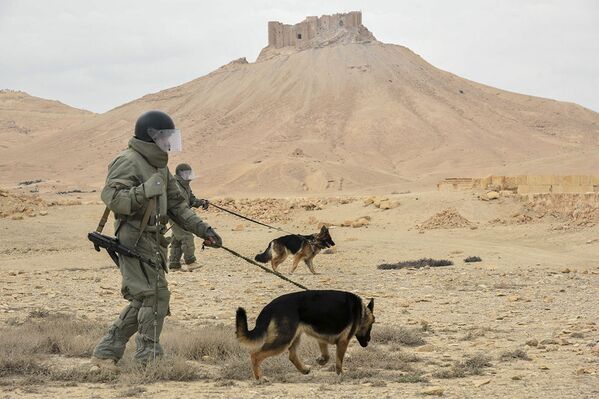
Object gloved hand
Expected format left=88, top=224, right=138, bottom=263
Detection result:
left=202, top=227, right=222, bottom=248
left=143, top=173, right=164, bottom=199
left=194, top=199, right=209, bottom=210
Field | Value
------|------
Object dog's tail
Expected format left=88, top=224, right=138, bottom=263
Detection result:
left=254, top=242, right=272, bottom=263
left=235, top=307, right=266, bottom=350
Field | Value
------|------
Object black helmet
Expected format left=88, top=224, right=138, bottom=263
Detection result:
left=175, top=163, right=192, bottom=176
left=134, top=110, right=175, bottom=142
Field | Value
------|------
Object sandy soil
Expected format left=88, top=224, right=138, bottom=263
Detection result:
left=1, top=190, right=598, bottom=398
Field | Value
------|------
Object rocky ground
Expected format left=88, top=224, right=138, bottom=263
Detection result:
left=1, top=190, right=598, bottom=398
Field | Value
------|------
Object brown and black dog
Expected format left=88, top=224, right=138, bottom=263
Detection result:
left=254, top=226, right=335, bottom=274
left=236, top=290, right=375, bottom=380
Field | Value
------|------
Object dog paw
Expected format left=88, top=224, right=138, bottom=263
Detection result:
left=301, top=367, right=311, bottom=375
left=254, top=376, right=270, bottom=385
left=316, top=356, right=329, bottom=365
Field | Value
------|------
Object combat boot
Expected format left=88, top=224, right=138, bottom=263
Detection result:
left=169, top=262, right=183, bottom=271
left=90, top=356, right=119, bottom=373
left=187, top=262, right=202, bottom=272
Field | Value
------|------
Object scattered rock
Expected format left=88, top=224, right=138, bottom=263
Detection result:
left=339, top=216, right=371, bottom=228
left=540, top=338, right=558, bottom=345
left=378, top=200, right=400, bottom=210
left=525, top=338, right=539, bottom=347
left=232, top=224, right=245, bottom=232
left=486, top=191, right=500, bottom=200
left=421, top=387, right=444, bottom=396
left=507, top=294, right=521, bottom=302
left=10, top=214, right=24, bottom=220
left=561, top=268, right=571, bottom=273
left=539, top=364, right=550, bottom=370
left=351, top=217, right=370, bottom=228
left=418, top=208, right=474, bottom=230
left=473, top=379, right=491, bottom=387
left=576, top=368, right=591, bottom=375
left=363, top=196, right=399, bottom=210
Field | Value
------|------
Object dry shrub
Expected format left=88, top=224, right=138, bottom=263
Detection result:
left=118, top=386, right=147, bottom=398
left=162, top=324, right=243, bottom=362
left=0, top=314, right=201, bottom=384
left=392, top=372, right=428, bottom=383
left=119, top=357, right=204, bottom=384
left=459, top=326, right=499, bottom=341
left=378, top=259, right=453, bottom=270
left=0, top=313, right=105, bottom=359
left=0, top=313, right=426, bottom=385
left=0, top=355, right=50, bottom=378
left=464, top=256, right=482, bottom=263
left=374, top=325, right=426, bottom=347
left=219, top=341, right=320, bottom=381
left=499, top=349, right=531, bottom=362
left=346, top=346, right=416, bottom=372
left=433, top=353, right=492, bottom=379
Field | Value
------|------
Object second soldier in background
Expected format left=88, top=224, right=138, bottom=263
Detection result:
left=169, top=163, right=209, bottom=271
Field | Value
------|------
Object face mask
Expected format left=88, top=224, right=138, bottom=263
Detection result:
left=178, top=169, right=196, bottom=181
left=148, top=128, right=182, bottom=153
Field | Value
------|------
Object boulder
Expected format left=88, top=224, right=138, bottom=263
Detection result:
left=486, top=191, right=500, bottom=200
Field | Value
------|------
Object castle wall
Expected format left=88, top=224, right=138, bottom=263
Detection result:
left=267, top=11, right=363, bottom=49
left=437, top=175, right=599, bottom=193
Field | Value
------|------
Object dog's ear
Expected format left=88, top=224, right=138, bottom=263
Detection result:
left=367, top=298, right=374, bottom=312
left=320, top=225, right=328, bottom=232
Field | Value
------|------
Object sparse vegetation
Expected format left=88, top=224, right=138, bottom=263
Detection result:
left=433, top=353, right=492, bottom=379
left=378, top=258, right=453, bottom=270
left=499, top=349, right=531, bottom=361
left=459, top=326, right=500, bottom=341
left=464, top=256, right=482, bottom=263
left=374, top=325, right=426, bottom=346
left=0, top=314, right=428, bottom=386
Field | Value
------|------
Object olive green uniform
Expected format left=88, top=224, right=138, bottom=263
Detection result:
left=92, top=138, right=212, bottom=363
left=169, top=177, right=203, bottom=267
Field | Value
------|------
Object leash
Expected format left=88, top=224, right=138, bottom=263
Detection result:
left=208, top=203, right=312, bottom=242
left=164, top=203, right=309, bottom=243
left=218, top=245, right=309, bottom=291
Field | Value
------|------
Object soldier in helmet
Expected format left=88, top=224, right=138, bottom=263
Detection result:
left=91, top=110, right=222, bottom=370
left=169, top=163, right=209, bottom=271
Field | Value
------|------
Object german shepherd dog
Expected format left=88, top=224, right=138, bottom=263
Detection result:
left=254, top=226, right=335, bottom=274
left=236, top=290, right=375, bottom=380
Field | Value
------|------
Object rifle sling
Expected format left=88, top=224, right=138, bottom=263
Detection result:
left=96, top=207, right=111, bottom=233
left=135, top=198, right=156, bottom=246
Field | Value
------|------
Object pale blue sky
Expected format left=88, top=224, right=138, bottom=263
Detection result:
left=1, top=0, right=597, bottom=113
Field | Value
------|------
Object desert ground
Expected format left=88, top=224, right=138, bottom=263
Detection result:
left=1, top=188, right=598, bottom=398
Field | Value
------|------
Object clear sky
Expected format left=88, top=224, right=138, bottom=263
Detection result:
left=1, top=0, right=597, bottom=113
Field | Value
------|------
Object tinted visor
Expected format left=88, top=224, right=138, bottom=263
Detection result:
left=148, top=128, right=182, bottom=153
left=178, top=169, right=196, bottom=181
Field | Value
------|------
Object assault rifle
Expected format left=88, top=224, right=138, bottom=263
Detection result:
left=88, top=231, right=156, bottom=282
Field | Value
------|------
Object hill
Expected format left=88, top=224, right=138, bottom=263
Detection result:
left=1, top=12, right=598, bottom=195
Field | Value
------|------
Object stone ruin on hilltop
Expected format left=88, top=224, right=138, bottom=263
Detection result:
left=258, top=11, right=376, bottom=60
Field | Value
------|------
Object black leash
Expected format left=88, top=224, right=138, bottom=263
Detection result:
left=209, top=202, right=311, bottom=242
left=219, top=245, right=309, bottom=290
